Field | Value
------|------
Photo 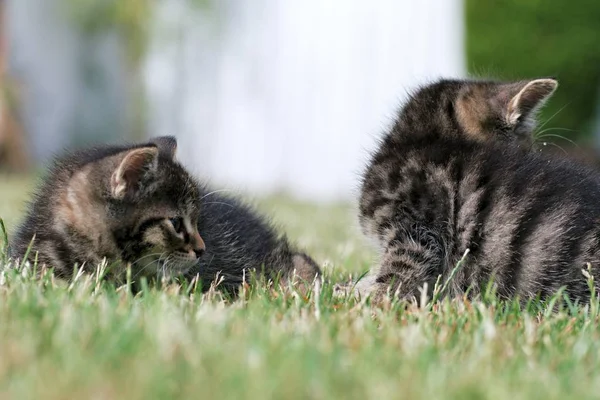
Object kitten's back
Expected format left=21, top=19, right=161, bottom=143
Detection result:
left=356, top=77, right=600, bottom=303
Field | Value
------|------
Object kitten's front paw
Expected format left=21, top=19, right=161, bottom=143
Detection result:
left=333, top=273, right=379, bottom=300
left=332, top=283, right=351, bottom=298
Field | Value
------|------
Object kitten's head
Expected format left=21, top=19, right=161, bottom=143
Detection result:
left=398, top=77, right=558, bottom=147
left=56, top=136, right=205, bottom=278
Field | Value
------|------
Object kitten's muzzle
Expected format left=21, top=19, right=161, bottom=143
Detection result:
left=190, top=231, right=206, bottom=259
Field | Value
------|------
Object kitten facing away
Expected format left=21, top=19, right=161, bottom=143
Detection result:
left=9, top=136, right=320, bottom=292
left=349, top=77, right=600, bottom=304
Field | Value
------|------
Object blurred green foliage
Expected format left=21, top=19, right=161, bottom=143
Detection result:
left=466, top=0, right=600, bottom=141
left=63, top=0, right=211, bottom=66
left=63, top=0, right=152, bottom=67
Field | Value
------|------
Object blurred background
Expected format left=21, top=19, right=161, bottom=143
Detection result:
left=1, top=0, right=599, bottom=201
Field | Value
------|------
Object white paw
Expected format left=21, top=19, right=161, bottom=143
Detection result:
left=333, top=273, right=378, bottom=299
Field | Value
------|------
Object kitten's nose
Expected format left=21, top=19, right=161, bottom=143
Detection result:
left=193, top=247, right=205, bottom=258
left=191, top=231, right=205, bottom=258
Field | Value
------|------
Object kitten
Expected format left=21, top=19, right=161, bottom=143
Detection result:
left=9, top=136, right=320, bottom=291
left=350, top=77, right=600, bottom=304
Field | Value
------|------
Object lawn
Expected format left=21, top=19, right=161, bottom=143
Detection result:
left=0, top=174, right=599, bottom=399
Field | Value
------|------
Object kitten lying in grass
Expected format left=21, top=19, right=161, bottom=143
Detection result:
left=10, top=136, right=320, bottom=292
left=346, top=77, right=600, bottom=304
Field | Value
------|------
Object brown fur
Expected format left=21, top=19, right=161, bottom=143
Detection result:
left=10, top=136, right=321, bottom=293
left=455, top=86, right=495, bottom=140
left=11, top=137, right=205, bottom=279
left=455, top=78, right=557, bottom=146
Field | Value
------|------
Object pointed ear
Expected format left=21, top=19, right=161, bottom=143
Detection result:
left=150, top=136, right=177, bottom=159
left=110, top=147, right=159, bottom=200
left=505, top=78, right=558, bottom=127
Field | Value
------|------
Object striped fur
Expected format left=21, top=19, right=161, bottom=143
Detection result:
left=10, top=137, right=320, bottom=291
left=354, top=78, right=600, bottom=304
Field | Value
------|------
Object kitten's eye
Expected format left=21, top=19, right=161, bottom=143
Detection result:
left=169, top=217, right=183, bottom=233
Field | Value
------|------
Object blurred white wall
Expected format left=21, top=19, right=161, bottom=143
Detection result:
left=146, top=0, right=465, bottom=201
left=8, top=0, right=464, bottom=200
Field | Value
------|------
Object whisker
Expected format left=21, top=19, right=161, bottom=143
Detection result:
left=206, top=254, right=215, bottom=269
left=132, top=252, right=164, bottom=265
left=200, top=189, right=235, bottom=201
left=536, top=127, right=577, bottom=135
left=161, top=257, right=171, bottom=281
left=201, top=201, right=236, bottom=209
left=133, top=252, right=167, bottom=279
left=535, top=133, right=578, bottom=147
left=536, top=103, right=570, bottom=132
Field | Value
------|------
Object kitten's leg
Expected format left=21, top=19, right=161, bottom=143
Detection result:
left=333, top=271, right=378, bottom=298
left=278, top=252, right=321, bottom=294
left=372, top=241, right=440, bottom=302
left=339, top=240, right=440, bottom=303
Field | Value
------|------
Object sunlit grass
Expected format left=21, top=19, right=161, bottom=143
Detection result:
left=1, top=175, right=600, bottom=399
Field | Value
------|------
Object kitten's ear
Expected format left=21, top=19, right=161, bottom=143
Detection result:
left=111, top=147, right=159, bottom=200
left=150, top=136, right=177, bottom=159
left=503, top=78, right=558, bottom=128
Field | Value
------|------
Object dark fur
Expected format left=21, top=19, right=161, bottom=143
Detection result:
left=191, top=189, right=321, bottom=292
left=354, top=77, right=600, bottom=304
left=10, top=137, right=320, bottom=291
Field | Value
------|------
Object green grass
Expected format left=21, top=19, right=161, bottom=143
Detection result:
left=1, top=175, right=600, bottom=399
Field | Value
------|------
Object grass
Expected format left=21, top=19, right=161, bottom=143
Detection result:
left=1, top=175, right=600, bottom=399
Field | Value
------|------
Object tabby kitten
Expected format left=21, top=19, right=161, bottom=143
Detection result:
left=10, top=137, right=320, bottom=290
left=353, top=77, right=600, bottom=304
